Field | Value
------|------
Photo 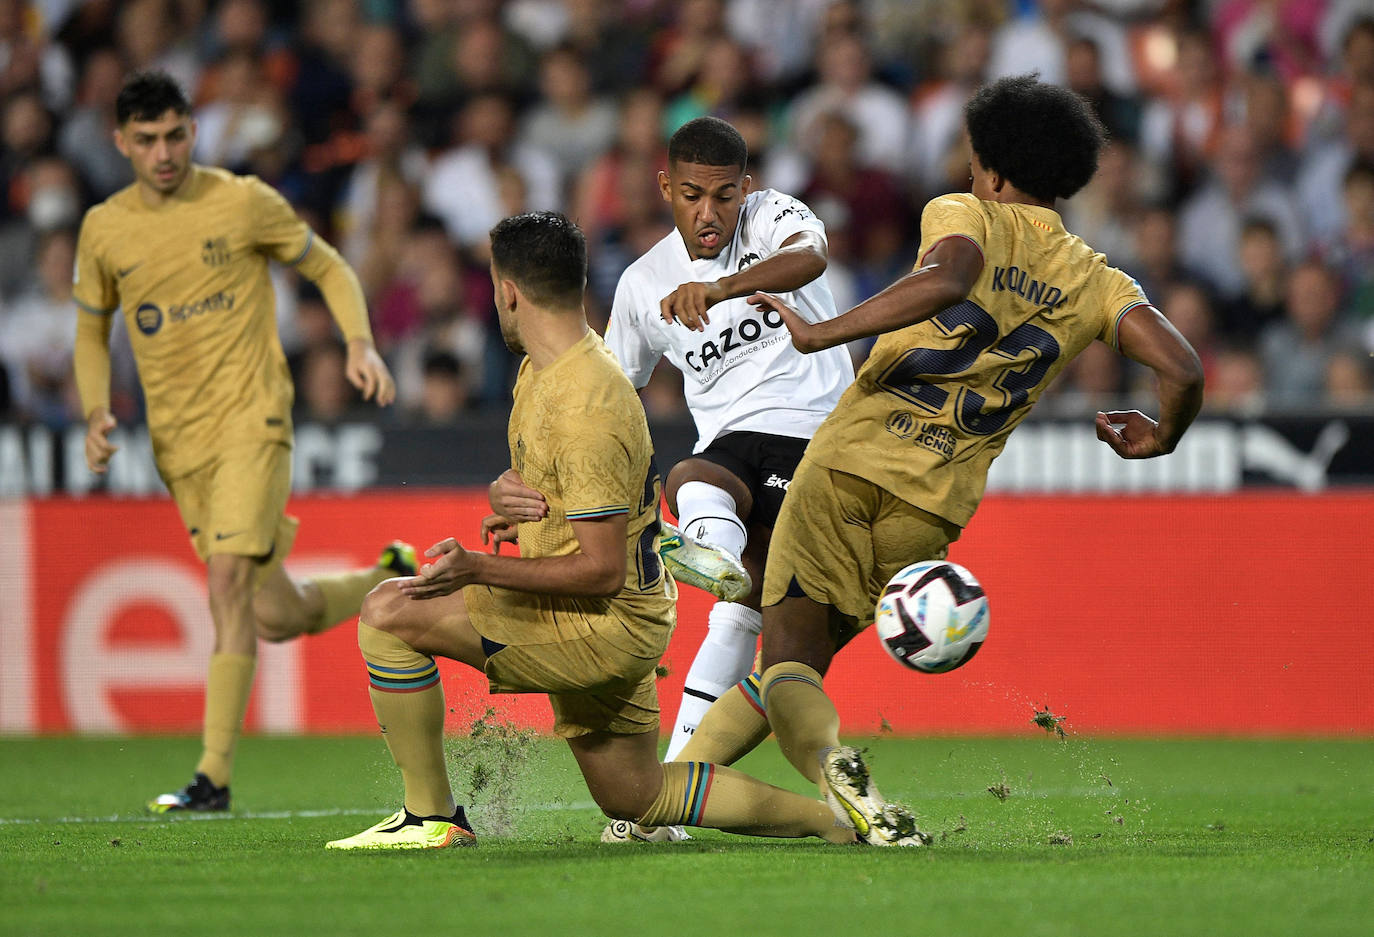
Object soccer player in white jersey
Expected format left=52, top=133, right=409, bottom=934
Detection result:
left=597, top=117, right=851, bottom=838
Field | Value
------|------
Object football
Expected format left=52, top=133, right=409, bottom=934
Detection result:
left=874, top=561, right=989, bottom=673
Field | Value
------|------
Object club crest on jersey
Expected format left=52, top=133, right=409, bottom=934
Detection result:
left=202, top=237, right=231, bottom=267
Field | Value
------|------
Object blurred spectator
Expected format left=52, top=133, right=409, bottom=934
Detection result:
left=412, top=347, right=471, bottom=424
left=288, top=0, right=358, bottom=148
left=573, top=88, right=668, bottom=244
left=1161, top=280, right=1220, bottom=385
left=553, top=0, right=651, bottom=94
left=0, top=155, right=80, bottom=300
left=423, top=93, right=560, bottom=253
left=1318, top=159, right=1374, bottom=324
left=0, top=0, right=74, bottom=110
left=294, top=340, right=359, bottom=423
left=1177, top=125, right=1305, bottom=298
left=1205, top=344, right=1267, bottom=414
left=519, top=45, right=618, bottom=188
left=1219, top=218, right=1288, bottom=341
left=1309, top=14, right=1374, bottom=144
left=908, top=23, right=990, bottom=197
left=57, top=47, right=133, bottom=200
left=788, top=32, right=909, bottom=174
left=662, top=36, right=762, bottom=132
left=1324, top=349, right=1374, bottom=408
left=1065, top=34, right=1142, bottom=145
left=1259, top=260, right=1365, bottom=408
left=649, top=0, right=728, bottom=95
left=337, top=99, right=428, bottom=279
left=1298, top=80, right=1374, bottom=243
left=192, top=50, right=285, bottom=171
left=1124, top=203, right=1184, bottom=302
left=413, top=7, right=538, bottom=146
left=723, top=0, right=832, bottom=85
left=1139, top=29, right=1226, bottom=199
left=1214, top=0, right=1325, bottom=83
left=799, top=110, right=913, bottom=283
left=1063, top=141, right=1153, bottom=271
left=0, top=228, right=79, bottom=426
left=116, top=0, right=201, bottom=97
left=986, top=0, right=1136, bottom=97
left=195, top=0, right=294, bottom=100
left=350, top=176, right=422, bottom=325
left=1239, top=73, right=1301, bottom=185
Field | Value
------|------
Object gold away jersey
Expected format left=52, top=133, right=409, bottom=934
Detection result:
left=809, top=192, right=1149, bottom=527
left=73, top=166, right=341, bottom=478
left=477, top=330, right=675, bottom=647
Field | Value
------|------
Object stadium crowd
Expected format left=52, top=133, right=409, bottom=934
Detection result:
left=0, top=0, right=1372, bottom=430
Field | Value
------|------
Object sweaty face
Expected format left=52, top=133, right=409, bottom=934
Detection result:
left=660, top=160, right=751, bottom=260
left=116, top=109, right=195, bottom=197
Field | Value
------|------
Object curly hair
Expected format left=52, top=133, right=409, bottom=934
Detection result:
left=115, top=71, right=190, bottom=125
left=964, top=75, right=1106, bottom=203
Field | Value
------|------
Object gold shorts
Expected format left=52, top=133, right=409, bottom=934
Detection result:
left=164, top=441, right=295, bottom=570
left=762, top=459, right=962, bottom=631
left=464, top=585, right=674, bottom=739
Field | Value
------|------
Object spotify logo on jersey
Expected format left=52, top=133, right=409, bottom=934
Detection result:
left=135, top=302, right=163, bottom=335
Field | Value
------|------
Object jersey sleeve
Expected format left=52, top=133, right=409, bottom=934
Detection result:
left=245, top=175, right=315, bottom=265
left=917, top=194, right=988, bottom=265
left=1098, top=267, right=1151, bottom=350
left=603, top=274, right=662, bottom=389
left=748, top=189, right=827, bottom=253
left=550, top=406, right=635, bottom=521
left=72, top=210, right=118, bottom=314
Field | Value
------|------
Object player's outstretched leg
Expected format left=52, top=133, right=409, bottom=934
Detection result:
left=255, top=539, right=418, bottom=643
left=659, top=521, right=750, bottom=602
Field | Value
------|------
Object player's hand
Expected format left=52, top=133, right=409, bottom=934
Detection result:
left=1095, top=410, right=1172, bottom=459
left=748, top=291, right=821, bottom=353
left=398, top=537, right=479, bottom=599
left=660, top=281, right=725, bottom=332
left=84, top=407, right=119, bottom=473
left=346, top=338, right=397, bottom=406
left=480, top=514, right=519, bottom=553
left=488, top=468, right=547, bottom=521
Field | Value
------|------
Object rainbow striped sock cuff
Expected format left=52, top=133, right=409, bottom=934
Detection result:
left=365, top=657, right=440, bottom=693
left=760, top=662, right=825, bottom=710
left=679, top=762, right=716, bottom=826
left=738, top=671, right=765, bottom=716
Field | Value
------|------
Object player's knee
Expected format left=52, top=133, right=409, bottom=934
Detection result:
left=359, top=578, right=404, bottom=631
left=206, top=556, right=255, bottom=606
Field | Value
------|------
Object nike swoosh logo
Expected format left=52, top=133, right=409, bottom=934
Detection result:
left=117, top=263, right=143, bottom=278
left=214, top=530, right=244, bottom=541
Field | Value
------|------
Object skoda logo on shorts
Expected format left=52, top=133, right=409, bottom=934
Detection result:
left=885, top=411, right=917, bottom=439
left=135, top=302, right=164, bottom=335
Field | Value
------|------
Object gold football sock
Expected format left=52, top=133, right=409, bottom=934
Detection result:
left=675, top=671, right=770, bottom=765
left=359, top=621, right=454, bottom=818
left=637, top=761, right=852, bottom=843
left=196, top=652, right=256, bottom=787
left=760, top=662, right=839, bottom=786
left=308, top=568, right=392, bottom=635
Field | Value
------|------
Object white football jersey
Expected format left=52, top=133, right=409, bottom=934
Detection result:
left=606, top=188, right=853, bottom=452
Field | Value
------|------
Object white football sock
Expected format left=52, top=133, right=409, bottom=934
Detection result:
left=674, top=481, right=747, bottom=558
left=665, top=602, right=762, bottom=761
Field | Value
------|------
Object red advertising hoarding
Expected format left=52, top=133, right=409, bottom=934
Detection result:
left=1, top=491, right=1370, bottom=736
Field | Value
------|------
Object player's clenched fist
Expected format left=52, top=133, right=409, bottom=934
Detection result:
left=84, top=407, right=119, bottom=473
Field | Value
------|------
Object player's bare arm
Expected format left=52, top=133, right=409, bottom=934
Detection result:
left=399, top=516, right=629, bottom=601
left=479, top=514, right=519, bottom=553
left=748, top=236, right=984, bottom=353
left=1096, top=304, right=1205, bottom=459
left=345, top=337, right=396, bottom=406
left=488, top=468, right=548, bottom=523
left=660, top=230, right=827, bottom=332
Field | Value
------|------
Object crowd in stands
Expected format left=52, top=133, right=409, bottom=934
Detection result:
left=1, top=0, right=1373, bottom=430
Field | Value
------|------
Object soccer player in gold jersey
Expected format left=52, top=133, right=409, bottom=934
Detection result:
left=72, top=71, right=415, bottom=813
left=678, top=75, right=1206, bottom=845
left=327, top=212, right=858, bottom=849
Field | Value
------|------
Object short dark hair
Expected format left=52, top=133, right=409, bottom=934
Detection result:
left=965, top=75, right=1106, bottom=202
left=489, top=211, right=587, bottom=308
left=668, top=116, right=748, bottom=172
left=115, top=70, right=190, bottom=124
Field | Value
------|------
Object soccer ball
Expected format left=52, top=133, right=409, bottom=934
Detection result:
left=874, top=561, right=989, bottom=674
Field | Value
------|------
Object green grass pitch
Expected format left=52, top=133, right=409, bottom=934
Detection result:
left=2, top=731, right=1371, bottom=937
